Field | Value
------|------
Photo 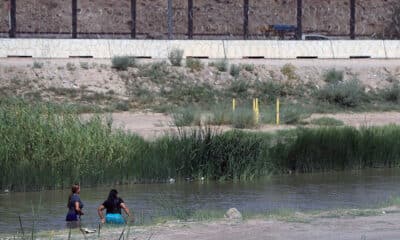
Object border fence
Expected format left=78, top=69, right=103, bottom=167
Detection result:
left=1, top=0, right=399, bottom=40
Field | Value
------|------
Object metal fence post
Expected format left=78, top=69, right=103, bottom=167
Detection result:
left=168, top=0, right=173, bottom=39
left=296, top=0, right=302, bottom=40
left=131, top=0, right=136, bottom=38
left=188, top=0, right=193, bottom=39
left=350, top=0, right=356, bottom=39
left=243, top=0, right=249, bottom=39
left=9, top=0, right=16, bottom=38
left=72, top=0, right=77, bottom=38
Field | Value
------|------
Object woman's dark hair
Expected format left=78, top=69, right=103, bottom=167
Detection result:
left=67, top=183, right=80, bottom=207
left=107, top=189, right=119, bottom=202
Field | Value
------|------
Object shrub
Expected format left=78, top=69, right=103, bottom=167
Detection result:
left=281, top=64, right=297, bottom=80
left=186, top=58, right=204, bottom=72
left=229, top=64, right=241, bottom=77
left=310, top=117, right=344, bottom=126
left=172, top=107, right=198, bottom=127
left=229, top=78, right=249, bottom=98
left=255, top=81, right=284, bottom=101
left=66, top=63, right=76, bottom=71
left=33, top=61, right=44, bottom=69
left=168, top=49, right=184, bottom=66
left=113, top=101, right=130, bottom=111
left=80, top=62, right=89, bottom=70
left=209, top=60, right=228, bottom=72
left=381, top=82, right=400, bottom=103
left=280, top=104, right=311, bottom=124
left=317, top=79, right=366, bottom=107
left=143, top=61, right=169, bottom=83
left=112, top=56, right=136, bottom=70
left=241, top=64, right=255, bottom=72
left=324, top=68, right=344, bottom=84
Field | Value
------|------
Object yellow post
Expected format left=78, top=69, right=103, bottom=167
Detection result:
left=276, top=98, right=280, bottom=125
left=232, top=98, right=236, bottom=111
left=252, top=98, right=256, bottom=124
left=255, top=98, right=259, bottom=125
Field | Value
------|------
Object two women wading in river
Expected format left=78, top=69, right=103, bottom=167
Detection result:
left=66, top=186, right=133, bottom=226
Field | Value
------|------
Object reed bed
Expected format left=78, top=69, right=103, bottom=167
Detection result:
left=2, top=100, right=400, bottom=191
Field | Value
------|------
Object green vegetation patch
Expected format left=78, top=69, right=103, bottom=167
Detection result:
left=310, top=117, right=344, bottom=126
left=111, top=56, right=136, bottom=70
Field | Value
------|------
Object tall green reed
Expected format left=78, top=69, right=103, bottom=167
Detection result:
left=2, top=99, right=400, bottom=191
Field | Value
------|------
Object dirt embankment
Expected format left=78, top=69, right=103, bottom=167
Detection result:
left=1, top=58, right=400, bottom=139
left=1, top=58, right=399, bottom=105
left=0, top=0, right=399, bottom=38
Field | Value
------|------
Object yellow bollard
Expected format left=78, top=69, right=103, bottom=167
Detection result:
left=232, top=98, right=236, bottom=111
left=276, top=98, right=280, bottom=125
left=252, top=98, right=256, bottom=124
left=255, top=98, right=259, bottom=125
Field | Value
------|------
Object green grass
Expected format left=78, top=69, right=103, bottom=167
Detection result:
left=310, top=117, right=344, bottom=126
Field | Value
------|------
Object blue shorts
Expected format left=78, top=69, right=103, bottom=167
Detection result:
left=106, top=213, right=125, bottom=224
left=66, top=212, right=79, bottom=221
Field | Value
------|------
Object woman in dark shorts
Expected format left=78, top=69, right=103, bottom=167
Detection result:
left=66, top=184, right=84, bottom=225
left=97, top=189, right=132, bottom=224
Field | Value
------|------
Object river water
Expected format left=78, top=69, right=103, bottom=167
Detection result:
left=1, top=169, right=400, bottom=233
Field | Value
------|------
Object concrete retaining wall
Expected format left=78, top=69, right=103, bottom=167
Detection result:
left=0, top=39, right=399, bottom=59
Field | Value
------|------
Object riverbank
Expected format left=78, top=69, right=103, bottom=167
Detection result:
left=6, top=205, right=400, bottom=240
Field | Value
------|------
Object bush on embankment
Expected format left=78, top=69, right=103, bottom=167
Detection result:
left=2, top=100, right=400, bottom=191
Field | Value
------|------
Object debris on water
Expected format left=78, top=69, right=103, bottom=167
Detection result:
left=82, top=228, right=96, bottom=234
left=185, top=177, right=193, bottom=182
left=168, top=178, right=175, bottom=184
left=224, top=208, right=243, bottom=221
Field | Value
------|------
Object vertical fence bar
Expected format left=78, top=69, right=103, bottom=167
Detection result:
left=9, top=0, right=16, bottom=38
left=131, top=0, right=136, bottom=38
left=72, top=0, right=77, bottom=38
left=168, top=0, right=173, bottom=39
left=188, top=0, right=193, bottom=39
left=243, top=0, right=249, bottom=39
left=350, top=0, right=356, bottom=39
left=296, top=0, right=302, bottom=40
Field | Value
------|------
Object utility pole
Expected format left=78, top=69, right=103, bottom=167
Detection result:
left=188, top=0, right=193, bottom=39
left=350, top=0, right=356, bottom=39
left=131, top=0, right=136, bottom=38
left=296, top=0, right=302, bottom=40
left=72, top=0, right=78, bottom=38
left=168, top=0, right=173, bottom=39
left=9, top=0, right=16, bottom=38
left=243, top=0, right=249, bottom=39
